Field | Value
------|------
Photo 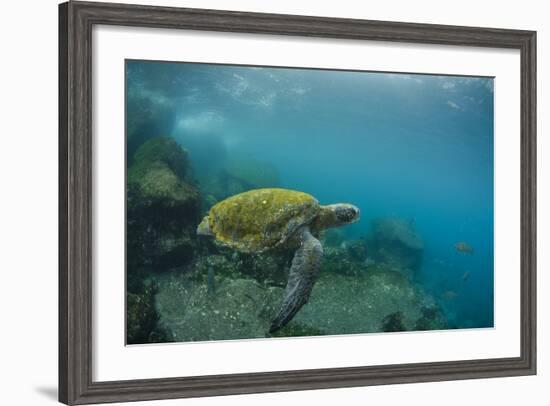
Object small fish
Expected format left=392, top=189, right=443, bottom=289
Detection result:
left=462, top=270, right=471, bottom=282
left=364, top=257, right=376, bottom=267
left=455, top=241, right=474, bottom=254
left=207, top=267, right=216, bottom=296
left=441, top=290, right=458, bottom=301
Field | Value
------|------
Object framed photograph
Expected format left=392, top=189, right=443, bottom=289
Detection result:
left=59, top=1, right=536, bottom=404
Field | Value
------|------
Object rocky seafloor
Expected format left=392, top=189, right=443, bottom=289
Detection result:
left=155, top=264, right=446, bottom=342
left=125, top=134, right=449, bottom=344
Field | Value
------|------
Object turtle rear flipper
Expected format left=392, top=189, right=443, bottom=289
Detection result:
left=269, top=228, right=322, bottom=333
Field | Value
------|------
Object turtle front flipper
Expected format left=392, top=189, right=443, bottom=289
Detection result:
left=269, top=228, right=323, bottom=333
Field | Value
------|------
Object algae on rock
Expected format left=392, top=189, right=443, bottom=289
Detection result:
left=153, top=261, right=447, bottom=341
left=127, top=137, right=200, bottom=272
left=155, top=271, right=282, bottom=341
left=285, top=269, right=446, bottom=335
left=127, top=272, right=173, bottom=344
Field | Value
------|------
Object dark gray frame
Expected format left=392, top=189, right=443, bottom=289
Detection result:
left=59, top=1, right=537, bottom=404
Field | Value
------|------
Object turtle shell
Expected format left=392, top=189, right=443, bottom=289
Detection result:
left=206, top=188, right=320, bottom=253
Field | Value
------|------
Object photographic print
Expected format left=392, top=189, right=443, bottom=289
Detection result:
left=125, top=60, right=494, bottom=344
left=59, top=5, right=536, bottom=403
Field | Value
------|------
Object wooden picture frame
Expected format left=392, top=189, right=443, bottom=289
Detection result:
left=59, top=1, right=536, bottom=404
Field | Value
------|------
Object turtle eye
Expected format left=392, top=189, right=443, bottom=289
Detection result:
left=336, top=206, right=357, bottom=223
left=344, top=206, right=360, bottom=223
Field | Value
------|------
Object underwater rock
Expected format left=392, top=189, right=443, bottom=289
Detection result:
left=382, top=311, right=406, bottom=332
left=344, top=239, right=369, bottom=262
left=414, top=305, right=448, bottom=331
left=127, top=137, right=200, bottom=271
left=193, top=250, right=292, bottom=289
left=321, top=246, right=368, bottom=277
left=154, top=271, right=283, bottom=341
left=126, top=273, right=173, bottom=344
left=368, top=218, right=424, bottom=278
left=237, top=253, right=291, bottom=287
left=131, top=135, right=191, bottom=181
left=285, top=268, right=444, bottom=335
left=153, top=261, right=447, bottom=341
left=192, top=254, right=244, bottom=281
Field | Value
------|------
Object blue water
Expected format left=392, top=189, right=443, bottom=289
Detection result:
left=127, top=60, right=494, bottom=329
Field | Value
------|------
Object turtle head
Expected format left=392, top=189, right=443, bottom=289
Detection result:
left=315, top=204, right=360, bottom=229
left=197, top=216, right=214, bottom=237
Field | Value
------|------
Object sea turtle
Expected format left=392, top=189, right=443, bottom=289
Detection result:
left=197, top=188, right=360, bottom=333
